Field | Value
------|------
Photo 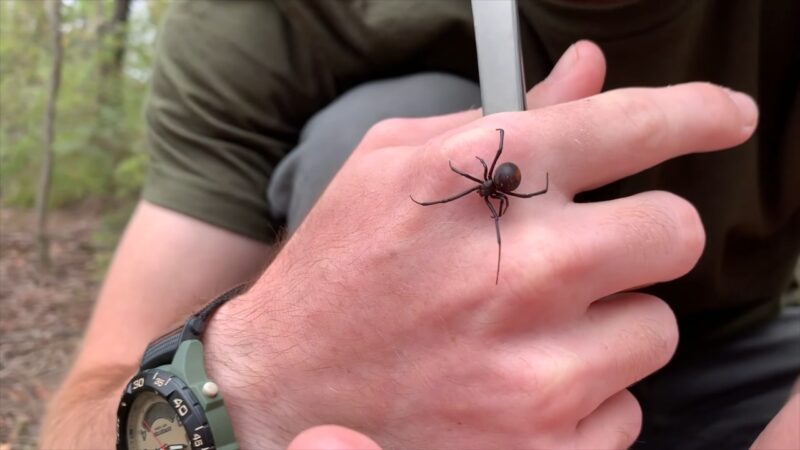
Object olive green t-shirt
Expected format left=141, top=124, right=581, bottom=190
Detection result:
left=142, top=0, right=800, bottom=346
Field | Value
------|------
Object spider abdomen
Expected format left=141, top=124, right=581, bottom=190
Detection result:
left=494, top=162, right=522, bottom=192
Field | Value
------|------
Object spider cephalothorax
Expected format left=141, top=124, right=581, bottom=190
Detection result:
left=411, top=128, right=549, bottom=284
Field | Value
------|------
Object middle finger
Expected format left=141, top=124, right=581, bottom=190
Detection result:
left=496, top=190, right=704, bottom=314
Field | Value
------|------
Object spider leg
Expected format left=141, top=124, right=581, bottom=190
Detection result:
left=488, top=192, right=507, bottom=217
left=488, top=192, right=509, bottom=216
left=507, top=172, right=549, bottom=198
left=475, top=156, right=489, bottom=180
left=488, top=128, right=504, bottom=179
left=496, top=193, right=509, bottom=217
left=483, top=196, right=502, bottom=285
left=410, top=185, right=480, bottom=206
left=449, top=161, right=482, bottom=183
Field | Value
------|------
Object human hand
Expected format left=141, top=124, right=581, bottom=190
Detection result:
left=206, top=42, right=758, bottom=449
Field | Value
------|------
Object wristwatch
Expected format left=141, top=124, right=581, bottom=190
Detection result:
left=116, top=284, right=247, bottom=450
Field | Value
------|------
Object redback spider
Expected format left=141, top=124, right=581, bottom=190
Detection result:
left=410, top=128, right=549, bottom=284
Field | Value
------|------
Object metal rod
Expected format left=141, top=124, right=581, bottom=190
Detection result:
left=471, top=0, right=527, bottom=115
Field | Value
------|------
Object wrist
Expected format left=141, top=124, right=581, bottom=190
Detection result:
left=203, top=286, right=289, bottom=448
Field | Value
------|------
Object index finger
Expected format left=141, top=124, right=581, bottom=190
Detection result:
left=435, top=83, right=757, bottom=195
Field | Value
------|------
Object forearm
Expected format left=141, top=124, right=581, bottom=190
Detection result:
left=71, top=200, right=273, bottom=373
left=40, top=364, right=134, bottom=449
left=42, top=200, right=274, bottom=447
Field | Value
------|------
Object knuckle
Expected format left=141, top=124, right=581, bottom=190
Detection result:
left=493, top=343, right=581, bottom=416
left=528, top=233, right=590, bottom=300
left=689, top=81, right=728, bottom=103
left=645, top=191, right=706, bottom=274
left=415, top=127, right=498, bottom=192
left=626, top=293, right=679, bottom=369
left=531, top=342, right=597, bottom=426
left=615, top=196, right=680, bottom=259
left=358, top=117, right=410, bottom=151
left=615, top=192, right=705, bottom=276
left=688, top=81, right=731, bottom=110
left=670, top=194, right=706, bottom=268
left=685, top=82, right=740, bottom=135
left=434, top=126, right=498, bottom=164
left=526, top=348, right=589, bottom=421
left=367, top=118, right=406, bottom=138
left=609, top=91, right=668, bottom=150
left=611, top=391, right=643, bottom=449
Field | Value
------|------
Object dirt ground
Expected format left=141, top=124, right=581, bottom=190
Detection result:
left=0, top=206, right=103, bottom=449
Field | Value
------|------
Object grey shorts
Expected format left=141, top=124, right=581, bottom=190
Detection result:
left=266, top=73, right=800, bottom=450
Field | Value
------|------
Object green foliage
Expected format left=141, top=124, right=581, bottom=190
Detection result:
left=0, top=0, right=170, bottom=208
left=114, top=151, right=149, bottom=198
left=91, top=198, right=137, bottom=280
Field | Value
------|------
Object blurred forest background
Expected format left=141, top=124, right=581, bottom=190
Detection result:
left=1, top=0, right=170, bottom=447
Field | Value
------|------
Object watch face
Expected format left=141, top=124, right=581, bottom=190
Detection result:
left=126, top=391, right=191, bottom=450
left=117, top=369, right=215, bottom=450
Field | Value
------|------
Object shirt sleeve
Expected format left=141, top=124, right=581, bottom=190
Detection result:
left=142, top=1, right=330, bottom=242
left=142, top=0, right=476, bottom=242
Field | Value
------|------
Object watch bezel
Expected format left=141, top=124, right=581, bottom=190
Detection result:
left=117, top=368, right=215, bottom=450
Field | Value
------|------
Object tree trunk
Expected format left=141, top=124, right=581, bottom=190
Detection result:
left=35, top=0, right=63, bottom=268
left=94, top=0, right=106, bottom=36
left=110, top=0, right=132, bottom=71
left=97, top=0, right=131, bottom=100
left=95, top=0, right=132, bottom=162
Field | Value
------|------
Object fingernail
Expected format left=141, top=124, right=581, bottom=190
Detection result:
left=725, top=89, right=758, bottom=133
left=549, top=43, right=579, bottom=80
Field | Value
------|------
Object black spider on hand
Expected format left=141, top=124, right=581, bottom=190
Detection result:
left=410, top=128, right=549, bottom=284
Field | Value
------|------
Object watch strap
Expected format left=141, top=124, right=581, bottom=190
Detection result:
left=140, top=283, right=249, bottom=370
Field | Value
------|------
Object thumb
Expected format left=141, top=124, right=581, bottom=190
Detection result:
left=286, top=425, right=382, bottom=450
